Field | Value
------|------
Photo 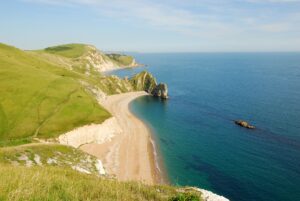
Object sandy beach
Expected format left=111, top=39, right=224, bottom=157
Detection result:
left=79, top=91, right=159, bottom=184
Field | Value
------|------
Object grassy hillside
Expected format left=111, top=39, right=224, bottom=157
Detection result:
left=42, top=44, right=136, bottom=67
left=0, top=164, right=201, bottom=201
left=0, top=143, right=202, bottom=200
left=43, top=43, right=87, bottom=58
left=0, top=43, right=111, bottom=145
left=106, top=53, right=135, bottom=66
left=0, top=144, right=104, bottom=175
left=39, top=44, right=138, bottom=73
left=0, top=43, right=164, bottom=147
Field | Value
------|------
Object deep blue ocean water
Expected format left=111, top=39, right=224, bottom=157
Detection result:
left=109, top=53, right=300, bottom=201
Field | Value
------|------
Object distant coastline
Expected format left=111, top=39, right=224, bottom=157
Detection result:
left=103, top=63, right=146, bottom=75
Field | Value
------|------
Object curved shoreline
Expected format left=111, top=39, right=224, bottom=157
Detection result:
left=80, top=91, right=161, bottom=184
left=129, top=100, right=169, bottom=184
left=129, top=100, right=170, bottom=184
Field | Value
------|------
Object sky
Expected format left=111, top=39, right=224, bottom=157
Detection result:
left=1, top=0, right=300, bottom=52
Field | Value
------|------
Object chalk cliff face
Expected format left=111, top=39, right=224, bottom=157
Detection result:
left=82, top=45, right=115, bottom=72
left=42, top=44, right=139, bottom=73
left=130, top=71, right=168, bottom=99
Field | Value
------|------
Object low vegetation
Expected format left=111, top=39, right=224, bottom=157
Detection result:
left=43, top=43, right=87, bottom=58
left=0, top=143, right=202, bottom=200
left=106, top=53, right=135, bottom=66
left=0, top=144, right=103, bottom=175
left=0, top=43, right=110, bottom=145
left=0, top=164, right=201, bottom=201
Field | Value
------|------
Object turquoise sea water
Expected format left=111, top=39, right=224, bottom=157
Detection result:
left=109, top=53, right=300, bottom=201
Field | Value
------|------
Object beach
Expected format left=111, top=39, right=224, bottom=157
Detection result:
left=80, top=91, right=159, bottom=184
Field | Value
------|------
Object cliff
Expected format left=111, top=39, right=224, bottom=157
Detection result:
left=38, top=43, right=140, bottom=73
left=130, top=71, right=168, bottom=99
left=106, top=53, right=140, bottom=68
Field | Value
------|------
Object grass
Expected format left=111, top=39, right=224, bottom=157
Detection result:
left=106, top=53, right=135, bottom=66
left=0, top=143, right=102, bottom=174
left=0, top=143, right=85, bottom=163
left=0, top=137, right=33, bottom=147
left=0, top=164, right=202, bottom=201
left=0, top=43, right=111, bottom=142
left=43, top=44, right=87, bottom=58
left=99, top=75, right=134, bottom=95
left=0, top=43, right=159, bottom=142
left=0, top=144, right=202, bottom=201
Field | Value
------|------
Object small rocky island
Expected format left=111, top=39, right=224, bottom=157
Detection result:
left=234, top=120, right=255, bottom=129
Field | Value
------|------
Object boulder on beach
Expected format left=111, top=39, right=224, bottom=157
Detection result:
left=234, top=120, right=255, bottom=129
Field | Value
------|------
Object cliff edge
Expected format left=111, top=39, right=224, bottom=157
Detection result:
left=130, top=71, right=168, bottom=99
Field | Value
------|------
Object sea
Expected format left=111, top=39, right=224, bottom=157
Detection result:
left=108, top=53, right=300, bottom=201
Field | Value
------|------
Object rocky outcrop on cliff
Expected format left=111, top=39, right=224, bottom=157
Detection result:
left=196, top=188, right=230, bottom=201
left=82, top=45, right=115, bottom=72
left=106, top=53, right=140, bottom=68
left=79, top=46, right=141, bottom=72
left=129, top=71, right=168, bottom=99
left=179, top=187, right=230, bottom=201
left=42, top=44, right=140, bottom=73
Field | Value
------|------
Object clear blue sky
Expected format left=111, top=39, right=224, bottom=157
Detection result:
left=1, top=0, right=300, bottom=52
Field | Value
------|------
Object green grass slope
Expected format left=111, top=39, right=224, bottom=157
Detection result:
left=106, top=53, right=135, bottom=66
left=0, top=144, right=103, bottom=175
left=43, top=43, right=87, bottom=58
left=0, top=43, right=110, bottom=145
left=0, top=164, right=202, bottom=201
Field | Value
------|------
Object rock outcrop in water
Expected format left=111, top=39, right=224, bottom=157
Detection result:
left=234, top=120, right=255, bottom=129
left=130, top=71, right=168, bottom=99
left=152, top=83, right=168, bottom=99
left=130, top=71, right=157, bottom=92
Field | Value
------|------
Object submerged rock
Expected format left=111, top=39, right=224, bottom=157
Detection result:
left=234, top=120, right=255, bottom=129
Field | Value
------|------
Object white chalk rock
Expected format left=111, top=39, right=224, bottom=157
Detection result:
left=58, top=117, right=122, bottom=148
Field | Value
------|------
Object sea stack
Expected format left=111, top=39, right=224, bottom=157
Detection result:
left=152, top=83, right=168, bottom=99
left=129, top=71, right=169, bottom=99
left=234, top=120, right=255, bottom=129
